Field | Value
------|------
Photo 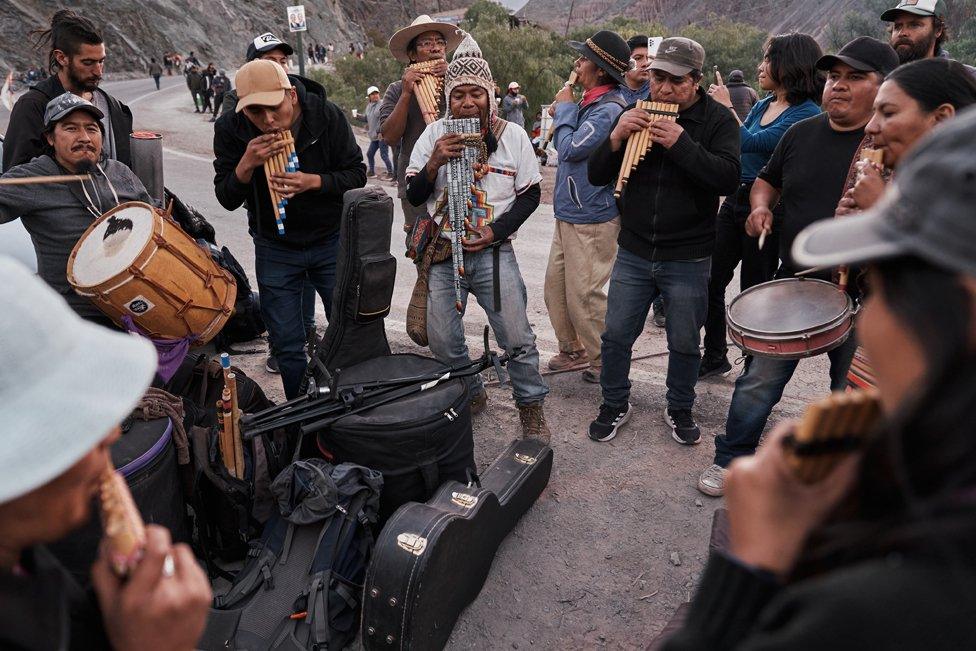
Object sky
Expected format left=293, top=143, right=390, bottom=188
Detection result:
left=496, top=0, right=529, bottom=10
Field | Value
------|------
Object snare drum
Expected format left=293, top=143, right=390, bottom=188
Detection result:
left=727, top=278, right=855, bottom=359
left=67, top=202, right=236, bottom=345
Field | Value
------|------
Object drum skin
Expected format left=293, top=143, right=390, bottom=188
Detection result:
left=67, top=201, right=236, bottom=345
left=727, top=278, right=855, bottom=360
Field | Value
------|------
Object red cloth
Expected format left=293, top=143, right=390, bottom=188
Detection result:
left=581, top=84, right=617, bottom=108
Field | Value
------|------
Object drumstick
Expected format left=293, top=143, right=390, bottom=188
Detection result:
left=0, top=174, right=93, bottom=186
left=758, top=229, right=768, bottom=250
left=98, top=463, right=146, bottom=577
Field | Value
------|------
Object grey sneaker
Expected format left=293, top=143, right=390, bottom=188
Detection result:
left=518, top=402, right=551, bottom=444
left=697, top=464, right=727, bottom=497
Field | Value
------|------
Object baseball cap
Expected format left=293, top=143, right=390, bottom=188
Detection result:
left=792, top=107, right=976, bottom=277
left=43, top=92, right=104, bottom=130
left=366, top=85, right=379, bottom=96
left=881, top=0, right=945, bottom=21
left=235, top=59, right=293, bottom=112
left=508, top=81, right=520, bottom=90
left=246, top=32, right=295, bottom=61
left=649, top=37, right=705, bottom=77
left=817, top=37, right=900, bottom=76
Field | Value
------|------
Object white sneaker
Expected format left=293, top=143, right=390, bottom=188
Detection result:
left=697, top=464, right=727, bottom=497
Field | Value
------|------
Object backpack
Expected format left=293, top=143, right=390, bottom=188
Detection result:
left=199, top=459, right=383, bottom=650
left=202, top=243, right=267, bottom=348
left=163, top=352, right=273, bottom=429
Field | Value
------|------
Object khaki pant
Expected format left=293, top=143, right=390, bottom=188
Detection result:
left=543, top=218, right=619, bottom=366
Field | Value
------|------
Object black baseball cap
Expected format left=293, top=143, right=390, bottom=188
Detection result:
left=793, top=107, right=976, bottom=277
left=816, top=37, right=900, bottom=76
left=246, top=32, right=294, bottom=61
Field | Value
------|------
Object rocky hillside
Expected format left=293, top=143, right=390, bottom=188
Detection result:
left=0, top=0, right=464, bottom=73
left=519, top=0, right=870, bottom=40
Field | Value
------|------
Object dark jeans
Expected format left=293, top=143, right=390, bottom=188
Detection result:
left=366, top=140, right=393, bottom=175
left=255, top=234, right=339, bottom=399
left=268, top=280, right=320, bottom=355
left=703, top=183, right=780, bottom=361
left=600, top=248, right=710, bottom=411
left=713, top=332, right=858, bottom=467
left=152, top=74, right=160, bottom=90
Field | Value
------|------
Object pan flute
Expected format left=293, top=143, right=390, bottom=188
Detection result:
left=782, top=389, right=882, bottom=484
left=264, top=130, right=300, bottom=235
left=613, top=100, right=679, bottom=198
left=409, top=60, right=445, bottom=125
left=444, top=117, right=483, bottom=312
left=99, top=464, right=147, bottom=577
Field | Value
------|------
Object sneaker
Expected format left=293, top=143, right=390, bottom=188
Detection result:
left=518, top=402, right=551, bottom=444
left=699, top=355, right=733, bottom=379
left=582, top=366, right=600, bottom=384
left=367, top=170, right=377, bottom=178
left=548, top=349, right=589, bottom=371
left=588, top=403, right=631, bottom=442
left=265, top=355, right=280, bottom=374
left=664, top=407, right=701, bottom=445
left=697, top=464, right=728, bottom=497
left=470, top=389, right=488, bottom=415
left=652, top=310, right=666, bottom=328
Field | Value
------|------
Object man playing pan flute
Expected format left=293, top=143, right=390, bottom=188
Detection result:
left=213, top=60, right=366, bottom=399
left=404, top=33, right=551, bottom=442
left=380, top=15, right=464, bottom=234
left=586, top=37, right=740, bottom=445
left=0, top=93, right=152, bottom=328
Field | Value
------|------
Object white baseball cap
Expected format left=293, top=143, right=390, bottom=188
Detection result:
left=508, top=81, right=520, bottom=90
left=366, top=85, right=380, bottom=96
left=0, top=256, right=156, bottom=503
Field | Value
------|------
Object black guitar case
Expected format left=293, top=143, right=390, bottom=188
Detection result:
left=361, top=438, right=554, bottom=650
left=307, top=186, right=396, bottom=388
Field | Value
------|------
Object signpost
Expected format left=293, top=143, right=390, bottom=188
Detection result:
left=287, top=5, right=307, bottom=77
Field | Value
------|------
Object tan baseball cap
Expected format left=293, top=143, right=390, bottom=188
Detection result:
left=235, top=59, right=293, bottom=112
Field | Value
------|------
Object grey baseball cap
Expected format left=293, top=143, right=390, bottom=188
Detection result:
left=649, top=37, right=705, bottom=77
left=792, top=107, right=976, bottom=277
left=881, top=0, right=945, bottom=21
left=43, top=92, right=104, bottom=130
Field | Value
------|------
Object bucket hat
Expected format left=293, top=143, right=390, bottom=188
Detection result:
left=0, top=256, right=156, bottom=503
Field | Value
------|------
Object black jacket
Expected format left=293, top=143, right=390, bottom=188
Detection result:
left=588, top=88, right=740, bottom=261
left=213, top=77, right=366, bottom=247
left=2, top=74, right=133, bottom=171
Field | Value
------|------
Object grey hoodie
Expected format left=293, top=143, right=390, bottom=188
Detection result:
left=0, top=155, right=151, bottom=319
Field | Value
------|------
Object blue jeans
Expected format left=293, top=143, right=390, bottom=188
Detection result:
left=427, top=243, right=548, bottom=406
left=255, top=234, right=339, bottom=399
left=366, top=139, right=393, bottom=175
left=713, top=333, right=858, bottom=467
left=600, top=248, right=710, bottom=411
left=268, top=280, right=320, bottom=355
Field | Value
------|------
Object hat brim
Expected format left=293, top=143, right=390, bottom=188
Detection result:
left=236, top=89, right=287, bottom=112
left=389, top=22, right=463, bottom=64
left=0, top=320, right=156, bottom=503
left=816, top=54, right=877, bottom=73
left=648, top=59, right=697, bottom=78
left=568, top=41, right=626, bottom=85
left=46, top=105, right=105, bottom=129
left=791, top=209, right=905, bottom=272
left=881, top=7, right=937, bottom=21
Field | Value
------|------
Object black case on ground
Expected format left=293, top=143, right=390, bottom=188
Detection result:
left=317, top=354, right=475, bottom=526
left=361, top=438, right=554, bottom=650
left=310, top=186, right=395, bottom=382
left=47, top=417, right=188, bottom=584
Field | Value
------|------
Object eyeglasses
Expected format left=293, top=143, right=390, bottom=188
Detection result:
left=416, top=38, right=447, bottom=49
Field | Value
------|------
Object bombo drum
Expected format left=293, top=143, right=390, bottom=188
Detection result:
left=727, top=278, right=855, bottom=360
left=67, top=202, right=236, bottom=345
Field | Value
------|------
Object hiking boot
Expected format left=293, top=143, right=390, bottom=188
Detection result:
left=664, top=407, right=701, bottom=445
left=699, top=355, right=733, bottom=379
left=697, top=464, right=728, bottom=497
left=470, top=389, right=488, bottom=415
left=518, top=402, right=551, bottom=444
left=582, top=366, right=600, bottom=384
left=588, top=402, right=631, bottom=442
left=266, top=355, right=280, bottom=374
left=548, top=349, right=589, bottom=371
left=652, top=309, right=666, bottom=328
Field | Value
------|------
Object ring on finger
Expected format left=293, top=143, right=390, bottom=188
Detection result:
left=162, top=553, right=175, bottom=578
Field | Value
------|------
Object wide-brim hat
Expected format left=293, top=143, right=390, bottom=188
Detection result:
left=568, top=30, right=631, bottom=85
left=0, top=256, right=157, bottom=504
left=389, top=15, right=464, bottom=64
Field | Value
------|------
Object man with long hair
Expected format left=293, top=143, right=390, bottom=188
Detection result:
left=5, top=10, right=133, bottom=170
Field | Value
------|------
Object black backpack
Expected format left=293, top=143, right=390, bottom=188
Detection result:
left=199, top=459, right=383, bottom=650
left=202, top=243, right=267, bottom=347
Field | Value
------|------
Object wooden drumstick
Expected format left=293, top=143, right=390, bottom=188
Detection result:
left=758, top=229, right=769, bottom=251
left=0, top=173, right=93, bottom=186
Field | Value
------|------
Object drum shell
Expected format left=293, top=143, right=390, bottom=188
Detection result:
left=727, top=278, right=855, bottom=360
left=67, top=202, right=236, bottom=345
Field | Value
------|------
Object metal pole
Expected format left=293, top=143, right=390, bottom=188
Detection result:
left=297, top=30, right=306, bottom=77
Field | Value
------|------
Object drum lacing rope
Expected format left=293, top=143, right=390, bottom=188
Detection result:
left=131, top=387, right=190, bottom=465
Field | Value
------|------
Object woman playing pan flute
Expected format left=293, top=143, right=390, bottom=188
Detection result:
left=661, top=111, right=976, bottom=650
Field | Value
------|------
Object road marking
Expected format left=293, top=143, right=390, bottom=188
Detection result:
left=163, top=147, right=214, bottom=163
left=127, top=80, right=185, bottom=107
